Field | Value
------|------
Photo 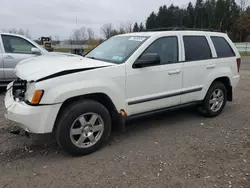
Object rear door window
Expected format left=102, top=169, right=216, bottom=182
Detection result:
left=183, top=36, right=212, bottom=61
left=211, top=36, right=235, bottom=58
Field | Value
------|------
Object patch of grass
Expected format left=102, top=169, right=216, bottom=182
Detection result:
left=54, top=48, right=91, bottom=53
left=54, top=48, right=71, bottom=53
left=84, top=48, right=92, bottom=53
left=240, top=52, right=250, bottom=56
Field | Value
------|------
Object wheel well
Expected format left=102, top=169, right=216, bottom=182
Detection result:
left=53, top=93, right=119, bottom=133
left=212, top=77, right=232, bottom=101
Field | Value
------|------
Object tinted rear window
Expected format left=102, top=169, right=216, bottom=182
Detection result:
left=211, top=36, right=235, bottom=58
left=183, top=36, right=212, bottom=61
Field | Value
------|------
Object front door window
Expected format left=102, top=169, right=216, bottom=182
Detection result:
left=2, top=35, right=35, bottom=54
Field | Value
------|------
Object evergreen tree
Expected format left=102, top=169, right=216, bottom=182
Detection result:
left=204, top=0, right=216, bottom=28
left=194, top=0, right=205, bottom=28
left=186, top=2, right=195, bottom=28
left=143, top=0, right=246, bottom=41
left=215, top=0, right=226, bottom=31
left=146, top=12, right=158, bottom=29
left=156, top=5, right=169, bottom=27
left=133, top=22, right=139, bottom=32
left=168, top=4, right=181, bottom=27
left=139, top=22, right=144, bottom=31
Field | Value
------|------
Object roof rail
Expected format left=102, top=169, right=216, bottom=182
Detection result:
left=144, top=27, right=182, bottom=31
left=144, top=27, right=220, bottom=32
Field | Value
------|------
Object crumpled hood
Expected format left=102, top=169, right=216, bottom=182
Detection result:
left=14, top=55, right=114, bottom=81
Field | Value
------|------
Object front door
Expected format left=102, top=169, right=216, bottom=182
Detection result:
left=126, top=36, right=183, bottom=115
left=1, top=34, right=37, bottom=80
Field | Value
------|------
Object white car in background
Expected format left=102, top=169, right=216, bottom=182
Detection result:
left=0, top=33, right=81, bottom=86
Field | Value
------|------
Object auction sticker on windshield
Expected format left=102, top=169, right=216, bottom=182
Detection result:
left=129, top=37, right=146, bottom=42
left=112, top=56, right=124, bottom=61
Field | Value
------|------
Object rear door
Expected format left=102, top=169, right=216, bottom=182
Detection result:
left=210, top=36, right=238, bottom=72
left=1, top=34, right=37, bottom=80
left=180, top=34, right=216, bottom=104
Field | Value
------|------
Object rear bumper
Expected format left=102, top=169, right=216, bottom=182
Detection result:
left=4, top=83, right=61, bottom=134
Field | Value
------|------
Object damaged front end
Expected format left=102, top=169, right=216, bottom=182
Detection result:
left=8, top=79, right=31, bottom=137
left=12, top=79, right=27, bottom=102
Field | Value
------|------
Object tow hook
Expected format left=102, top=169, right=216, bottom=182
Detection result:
left=111, top=110, right=126, bottom=132
left=25, top=131, right=30, bottom=138
left=9, top=128, right=21, bottom=135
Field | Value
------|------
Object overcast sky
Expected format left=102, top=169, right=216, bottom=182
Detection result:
left=0, top=0, right=195, bottom=40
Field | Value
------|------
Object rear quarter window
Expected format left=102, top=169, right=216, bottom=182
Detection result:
left=211, top=36, right=235, bottom=58
left=183, top=36, right=212, bottom=61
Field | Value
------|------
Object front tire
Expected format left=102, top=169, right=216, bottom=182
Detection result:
left=198, top=81, right=227, bottom=117
left=56, top=100, right=111, bottom=156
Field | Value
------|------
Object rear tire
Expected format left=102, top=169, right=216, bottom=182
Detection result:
left=198, top=81, right=227, bottom=117
left=56, top=100, right=111, bottom=156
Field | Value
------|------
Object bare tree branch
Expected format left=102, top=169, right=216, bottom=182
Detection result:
left=238, top=0, right=250, bottom=11
left=24, top=29, right=31, bottom=39
left=8, top=28, right=18, bottom=34
left=18, top=29, right=25, bottom=36
left=2, top=28, right=31, bottom=38
left=119, top=22, right=133, bottom=34
left=71, top=27, right=86, bottom=44
left=101, top=23, right=113, bottom=39
left=87, top=28, right=95, bottom=40
left=124, top=22, right=133, bottom=33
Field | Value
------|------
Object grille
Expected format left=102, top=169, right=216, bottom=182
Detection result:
left=45, top=43, right=51, bottom=47
left=12, top=79, right=27, bottom=101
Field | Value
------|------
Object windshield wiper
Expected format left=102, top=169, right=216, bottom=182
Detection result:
left=86, top=56, right=117, bottom=64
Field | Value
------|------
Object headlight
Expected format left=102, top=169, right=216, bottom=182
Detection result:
left=24, top=82, right=44, bottom=105
left=31, top=90, right=44, bottom=105
left=25, top=82, right=35, bottom=102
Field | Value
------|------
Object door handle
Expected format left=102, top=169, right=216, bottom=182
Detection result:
left=4, top=55, right=14, bottom=59
left=207, top=64, right=216, bottom=69
left=168, top=69, right=181, bottom=75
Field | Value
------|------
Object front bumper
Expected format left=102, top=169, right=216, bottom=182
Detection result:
left=4, top=82, right=61, bottom=134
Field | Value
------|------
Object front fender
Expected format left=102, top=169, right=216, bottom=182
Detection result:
left=40, top=78, right=127, bottom=112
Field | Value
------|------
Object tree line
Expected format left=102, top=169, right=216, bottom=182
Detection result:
left=2, top=28, right=31, bottom=39
left=2, top=0, right=250, bottom=43
left=140, top=0, right=250, bottom=42
left=101, top=0, right=250, bottom=42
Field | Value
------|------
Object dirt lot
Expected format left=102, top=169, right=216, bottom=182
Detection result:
left=0, top=58, right=250, bottom=188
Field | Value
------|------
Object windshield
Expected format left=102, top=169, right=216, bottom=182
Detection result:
left=85, top=36, right=148, bottom=64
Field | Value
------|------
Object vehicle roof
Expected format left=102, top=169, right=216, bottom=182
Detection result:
left=119, top=30, right=227, bottom=37
left=0, top=32, right=28, bottom=38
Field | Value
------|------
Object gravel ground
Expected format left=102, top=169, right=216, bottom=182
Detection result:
left=0, top=58, right=250, bottom=188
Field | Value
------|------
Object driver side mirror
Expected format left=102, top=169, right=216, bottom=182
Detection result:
left=133, top=53, right=161, bottom=68
left=31, top=47, right=42, bottom=55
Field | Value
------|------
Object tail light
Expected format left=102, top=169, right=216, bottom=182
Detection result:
left=236, top=58, right=241, bottom=72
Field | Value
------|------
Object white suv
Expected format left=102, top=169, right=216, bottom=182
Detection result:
left=4, top=29, right=241, bottom=156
